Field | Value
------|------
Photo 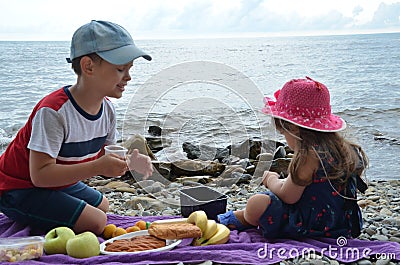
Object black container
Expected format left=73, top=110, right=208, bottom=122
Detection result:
left=179, top=186, right=227, bottom=221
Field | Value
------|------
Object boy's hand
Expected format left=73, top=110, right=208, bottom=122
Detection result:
left=98, top=154, right=128, bottom=178
left=127, top=149, right=153, bottom=179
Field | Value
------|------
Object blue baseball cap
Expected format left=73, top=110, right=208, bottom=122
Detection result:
left=67, top=20, right=151, bottom=65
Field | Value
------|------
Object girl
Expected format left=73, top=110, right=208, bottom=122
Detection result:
left=218, top=77, right=368, bottom=239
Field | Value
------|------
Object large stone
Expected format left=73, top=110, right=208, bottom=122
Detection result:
left=123, top=134, right=157, bottom=160
left=104, top=181, right=130, bottom=189
left=171, top=159, right=225, bottom=177
left=123, top=196, right=165, bottom=211
left=148, top=125, right=162, bottom=136
left=229, top=139, right=284, bottom=160
left=182, top=142, right=229, bottom=162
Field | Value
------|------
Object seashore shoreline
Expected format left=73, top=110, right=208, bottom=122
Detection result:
left=86, top=134, right=399, bottom=264
left=86, top=173, right=400, bottom=265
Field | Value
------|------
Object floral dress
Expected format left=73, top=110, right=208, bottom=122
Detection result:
left=258, top=158, right=364, bottom=239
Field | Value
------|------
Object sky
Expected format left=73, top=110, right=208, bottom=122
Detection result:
left=0, top=0, right=400, bottom=40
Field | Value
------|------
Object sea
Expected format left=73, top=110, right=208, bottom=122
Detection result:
left=0, top=33, right=399, bottom=180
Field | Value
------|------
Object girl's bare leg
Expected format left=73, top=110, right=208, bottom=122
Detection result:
left=232, top=194, right=271, bottom=228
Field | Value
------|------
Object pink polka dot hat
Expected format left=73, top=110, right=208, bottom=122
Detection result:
left=262, top=77, right=346, bottom=132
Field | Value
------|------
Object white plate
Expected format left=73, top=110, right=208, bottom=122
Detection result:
left=100, top=230, right=182, bottom=255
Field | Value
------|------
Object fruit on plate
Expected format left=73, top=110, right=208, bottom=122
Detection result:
left=186, top=210, right=208, bottom=234
left=66, top=231, right=100, bottom=258
left=134, top=220, right=147, bottom=230
left=126, top=225, right=141, bottom=233
left=112, top=227, right=127, bottom=237
left=103, top=224, right=117, bottom=239
left=43, top=227, right=75, bottom=254
left=192, top=219, right=218, bottom=246
left=200, top=223, right=230, bottom=245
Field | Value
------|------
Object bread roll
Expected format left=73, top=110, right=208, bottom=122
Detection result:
left=148, top=222, right=202, bottom=240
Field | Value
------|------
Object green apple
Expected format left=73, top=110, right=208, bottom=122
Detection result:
left=66, top=231, right=100, bottom=258
left=43, top=227, right=75, bottom=254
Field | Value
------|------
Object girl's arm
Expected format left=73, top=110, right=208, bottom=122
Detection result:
left=263, top=172, right=306, bottom=204
left=263, top=152, right=319, bottom=204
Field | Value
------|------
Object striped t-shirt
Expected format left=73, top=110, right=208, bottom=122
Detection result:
left=0, top=86, right=117, bottom=194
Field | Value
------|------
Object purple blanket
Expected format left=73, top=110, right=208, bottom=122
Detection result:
left=1, top=213, right=399, bottom=264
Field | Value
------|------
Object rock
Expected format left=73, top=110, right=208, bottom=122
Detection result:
left=380, top=208, right=393, bottom=216
left=357, top=259, right=372, bottom=265
left=389, top=236, right=400, bottom=243
left=229, top=139, right=283, bottom=160
left=375, top=259, right=391, bottom=265
left=123, top=134, right=157, bottom=160
left=104, top=181, right=130, bottom=189
left=368, top=195, right=381, bottom=202
left=357, top=200, right=377, bottom=208
left=151, top=161, right=172, bottom=179
left=270, top=158, right=291, bottom=176
left=123, top=196, right=165, bottom=211
left=273, top=145, right=286, bottom=159
left=221, top=155, right=241, bottom=165
left=176, top=176, right=213, bottom=184
left=115, top=187, right=136, bottom=193
left=89, top=179, right=112, bottom=186
left=232, top=172, right=252, bottom=185
left=253, top=153, right=273, bottom=178
left=142, top=182, right=165, bottom=194
left=182, top=141, right=229, bottom=162
left=171, top=159, right=225, bottom=177
left=145, top=136, right=171, bottom=152
left=364, top=228, right=376, bottom=236
left=214, top=177, right=241, bottom=187
left=148, top=125, right=162, bottom=136
left=219, top=165, right=246, bottom=178
left=134, top=180, right=155, bottom=188
left=371, top=234, right=389, bottom=241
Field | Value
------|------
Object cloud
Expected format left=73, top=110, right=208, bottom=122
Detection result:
left=0, top=0, right=399, bottom=40
left=366, top=2, right=400, bottom=28
left=133, top=0, right=400, bottom=36
left=151, top=0, right=355, bottom=34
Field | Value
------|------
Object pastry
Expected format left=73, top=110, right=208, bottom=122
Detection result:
left=104, top=235, right=165, bottom=252
left=148, top=222, right=202, bottom=240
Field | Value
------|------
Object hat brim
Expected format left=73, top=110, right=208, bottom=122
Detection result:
left=97, top=44, right=152, bottom=65
left=262, top=105, right=347, bottom=132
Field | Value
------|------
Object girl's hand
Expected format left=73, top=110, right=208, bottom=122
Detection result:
left=262, top=171, right=280, bottom=188
left=97, top=154, right=128, bottom=177
left=127, top=149, right=153, bottom=179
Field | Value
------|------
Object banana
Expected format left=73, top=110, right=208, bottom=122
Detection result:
left=201, top=223, right=230, bottom=246
left=152, top=218, right=188, bottom=225
left=186, top=210, right=208, bottom=235
left=192, top=219, right=218, bottom=246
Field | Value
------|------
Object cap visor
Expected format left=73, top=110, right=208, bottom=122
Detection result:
left=97, top=44, right=152, bottom=65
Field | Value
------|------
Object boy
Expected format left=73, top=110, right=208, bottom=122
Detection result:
left=0, top=20, right=153, bottom=235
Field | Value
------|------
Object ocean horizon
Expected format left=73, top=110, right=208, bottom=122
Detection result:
left=0, top=33, right=399, bottom=180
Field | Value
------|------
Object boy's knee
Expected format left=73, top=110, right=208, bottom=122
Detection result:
left=74, top=206, right=108, bottom=235
left=91, top=211, right=107, bottom=235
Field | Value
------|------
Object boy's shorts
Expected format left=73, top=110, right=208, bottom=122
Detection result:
left=0, top=181, right=103, bottom=230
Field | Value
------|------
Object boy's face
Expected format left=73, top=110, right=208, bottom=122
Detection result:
left=91, top=58, right=134, bottom=99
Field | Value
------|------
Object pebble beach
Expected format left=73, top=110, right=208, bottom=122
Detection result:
left=85, top=162, right=400, bottom=265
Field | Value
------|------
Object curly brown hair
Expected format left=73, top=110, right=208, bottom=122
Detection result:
left=274, top=118, right=368, bottom=187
